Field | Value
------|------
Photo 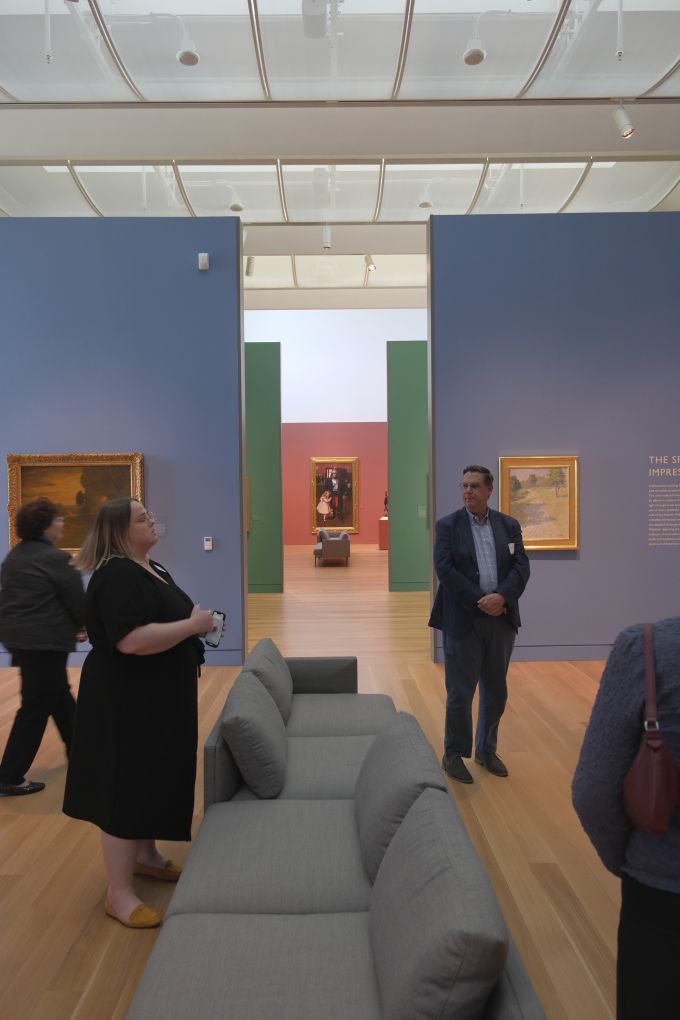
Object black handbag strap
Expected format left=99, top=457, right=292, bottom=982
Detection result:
left=642, top=623, right=662, bottom=747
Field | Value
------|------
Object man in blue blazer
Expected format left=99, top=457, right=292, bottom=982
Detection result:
left=429, top=465, right=530, bottom=784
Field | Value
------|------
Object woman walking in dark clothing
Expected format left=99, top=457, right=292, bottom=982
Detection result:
left=0, top=498, right=85, bottom=796
left=63, top=498, right=214, bottom=929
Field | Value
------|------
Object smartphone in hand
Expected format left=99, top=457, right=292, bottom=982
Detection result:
left=204, top=611, right=225, bottom=648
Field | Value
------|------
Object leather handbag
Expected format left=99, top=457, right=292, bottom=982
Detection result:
left=622, top=623, right=679, bottom=834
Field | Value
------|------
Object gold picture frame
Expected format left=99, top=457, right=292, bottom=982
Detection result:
left=310, top=457, right=359, bottom=534
left=7, top=452, right=144, bottom=553
left=498, top=455, right=579, bottom=551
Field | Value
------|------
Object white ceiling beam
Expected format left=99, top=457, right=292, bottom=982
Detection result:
left=1, top=102, right=678, bottom=162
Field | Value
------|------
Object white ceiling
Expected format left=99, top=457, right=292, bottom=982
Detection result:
left=1, top=1, right=679, bottom=307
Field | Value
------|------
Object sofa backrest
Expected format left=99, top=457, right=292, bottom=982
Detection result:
left=354, top=711, right=447, bottom=882
left=370, top=788, right=509, bottom=1020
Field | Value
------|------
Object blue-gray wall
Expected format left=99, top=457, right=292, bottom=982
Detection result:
left=0, top=217, right=244, bottom=665
left=430, top=212, right=680, bottom=660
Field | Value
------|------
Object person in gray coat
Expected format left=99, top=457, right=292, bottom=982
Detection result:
left=573, top=617, right=680, bottom=1019
left=0, top=498, right=85, bottom=796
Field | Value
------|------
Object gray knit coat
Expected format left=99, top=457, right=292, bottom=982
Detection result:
left=572, top=617, right=680, bottom=893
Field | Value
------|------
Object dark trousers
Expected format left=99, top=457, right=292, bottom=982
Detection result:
left=443, top=614, right=516, bottom=758
left=0, top=649, right=75, bottom=785
left=617, top=874, right=680, bottom=1020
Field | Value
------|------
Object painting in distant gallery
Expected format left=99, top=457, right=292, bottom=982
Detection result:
left=310, top=457, right=358, bottom=533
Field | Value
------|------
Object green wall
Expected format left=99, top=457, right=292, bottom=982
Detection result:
left=245, top=343, right=283, bottom=592
left=387, top=341, right=429, bottom=591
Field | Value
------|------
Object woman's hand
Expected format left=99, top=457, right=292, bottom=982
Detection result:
left=190, top=605, right=215, bottom=636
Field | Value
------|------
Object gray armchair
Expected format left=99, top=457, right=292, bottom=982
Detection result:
left=314, top=529, right=350, bottom=566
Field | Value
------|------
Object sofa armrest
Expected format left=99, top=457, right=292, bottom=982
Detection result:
left=203, top=714, right=242, bottom=810
left=285, top=656, right=358, bottom=694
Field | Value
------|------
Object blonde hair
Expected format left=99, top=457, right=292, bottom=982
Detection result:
left=74, top=497, right=138, bottom=571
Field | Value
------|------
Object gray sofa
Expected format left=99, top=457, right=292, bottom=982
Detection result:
left=127, top=639, right=545, bottom=1020
left=314, top=528, right=350, bottom=565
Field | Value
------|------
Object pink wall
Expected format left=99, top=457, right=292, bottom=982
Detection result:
left=282, top=422, right=387, bottom=545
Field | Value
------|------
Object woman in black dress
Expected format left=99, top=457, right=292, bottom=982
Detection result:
left=63, top=498, right=213, bottom=929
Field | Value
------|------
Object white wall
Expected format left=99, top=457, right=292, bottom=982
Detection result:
left=245, top=308, right=427, bottom=422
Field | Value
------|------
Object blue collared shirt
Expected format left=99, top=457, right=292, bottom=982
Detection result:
left=466, top=508, right=498, bottom=594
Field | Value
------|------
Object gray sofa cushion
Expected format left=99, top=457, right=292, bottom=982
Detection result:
left=354, top=711, right=447, bottom=882
left=126, top=912, right=381, bottom=1020
left=243, top=637, right=294, bottom=723
left=286, top=693, right=396, bottom=737
left=168, top=800, right=370, bottom=916
left=281, top=735, right=374, bottom=799
left=370, top=788, right=508, bottom=1020
left=220, top=672, right=286, bottom=798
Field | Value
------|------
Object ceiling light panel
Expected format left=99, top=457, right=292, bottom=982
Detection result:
left=0, top=1, right=133, bottom=101
left=472, top=162, right=587, bottom=214
left=528, top=0, right=680, bottom=98
left=380, top=163, right=485, bottom=219
left=0, top=165, right=94, bottom=216
left=365, top=254, right=427, bottom=287
left=177, top=165, right=283, bottom=221
left=257, top=1, right=405, bottom=100
left=282, top=164, right=381, bottom=221
left=242, top=255, right=295, bottom=288
left=399, top=2, right=563, bottom=99
left=566, top=160, right=680, bottom=212
left=295, top=254, right=367, bottom=288
left=95, top=1, right=264, bottom=101
left=72, top=165, right=189, bottom=216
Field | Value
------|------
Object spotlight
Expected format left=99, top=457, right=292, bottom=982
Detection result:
left=321, top=224, right=332, bottom=251
left=613, top=103, right=635, bottom=139
left=177, top=46, right=199, bottom=66
left=176, top=24, right=200, bottom=66
left=229, top=201, right=244, bottom=212
left=463, top=38, right=486, bottom=66
left=245, top=256, right=255, bottom=277
left=364, top=255, right=376, bottom=272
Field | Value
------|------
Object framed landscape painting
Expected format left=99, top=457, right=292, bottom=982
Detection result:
left=310, top=457, right=359, bottom=533
left=498, top=455, right=579, bottom=551
left=7, top=452, right=144, bottom=553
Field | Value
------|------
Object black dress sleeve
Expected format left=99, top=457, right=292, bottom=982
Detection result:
left=89, top=559, right=155, bottom=651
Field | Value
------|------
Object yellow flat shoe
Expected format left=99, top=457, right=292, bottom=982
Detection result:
left=134, top=859, right=182, bottom=882
left=104, top=898, right=161, bottom=929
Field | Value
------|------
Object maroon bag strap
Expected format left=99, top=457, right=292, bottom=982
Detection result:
left=642, top=623, right=662, bottom=748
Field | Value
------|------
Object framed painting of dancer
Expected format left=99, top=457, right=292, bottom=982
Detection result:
left=310, top=457, right=359, bottom=534
left=7, top=452, right=144, bottom=554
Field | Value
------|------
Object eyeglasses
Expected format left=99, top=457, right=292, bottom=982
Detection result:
left=135, top=509, right=155, bottom=523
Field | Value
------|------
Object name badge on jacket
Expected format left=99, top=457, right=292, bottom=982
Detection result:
left=508, top=543, right=515, bottom=554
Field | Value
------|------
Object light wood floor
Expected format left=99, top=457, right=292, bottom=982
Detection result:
left=0, top=545, right=616, bottom=1019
